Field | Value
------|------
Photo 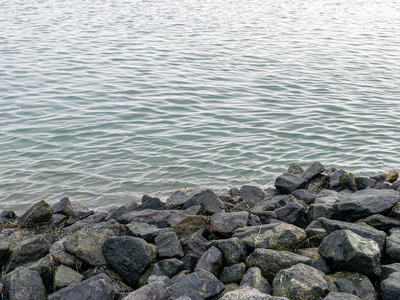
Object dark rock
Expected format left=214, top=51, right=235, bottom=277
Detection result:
left=381, top=263, right=400, bottom=280
left=272, top=264, right=338, bottom=300
left=275, top=173, right=307, bottom=194
left=155, top=231, right=184, bottom=259
left=334, top=279, right=358, bottom=295
left=27, top=254, right=55, bottom=294
left=137, top=263, right=165, bottom=287
left=339, top=173, right=358, bottom=191
left=248, top=214, right=262, bottom=226
left=240, top=185, right=268, bottom=208
left=148, top=274, right=173, bottom=286
left=230, top=201, right=251, bottom=213
left=105, top=205, right=129, bottom=221
left=18, top=200, right=53, bottom=228
left=233, top=223, right=306, bottom=251
left=246, top=248, right=310, bottom=281
left=0, top=210, right=17, bottom=223
left=5, top=235, right=51, bottom=273
left=2, top=267, right=47, bottom=300
left=240, top=267, right=271, bottom=294
left=319, top=230, right=381, bottom=279
left=209, top=237, right=247, bottom=266
left=47, top=273, right=114, bottom=300
left=171, top=215, right=209, bottom=239
left=0, top=240, right=11, bottom=267
left=136, top=197, right=165, bottom=211
left=329, top=169, right=347, bottom=190
left=274, top=203, right=305, bottom=225
left=307, top=204, right=335, bottom=223
left=103, top=236, right=152, bottom=287
left=314, top=189, right=343, bottom=204
left=66, top=209, right=94, bottom=226
left=180, top=231, right=209, bottom=258
left=158, top=258, right=185, bottom=278
left=324, top=292, right=361, bottom=300
left=125, top=221, right=171, bottom=243
left=182, top=196, right=200, bottom=210
left=380, top=272, right=400, bottom=300
left=355, top=214, right=400, bottom=233
left=52, top=197, right=73, bottom=215
left=195, top=245, right=224, bottom=277
left=302, top=162, right=325, bottom=182
left=356, top=177, right=377, bottom=190
left=385, top=230, right=400, bottom=263
left=252, top=211, right=277, bottom=224
left=306, top=173, right=330, bottom=193
left=375, top=182, right=393, bottom=190
left=370, top=172, right=387, bottom=183
left=209, top=212, right=248, bottom=237
left=219, top=262, right=246, bottom=284
left=50, top=213, right=67, bottom=230
left=54, top=264, right=85, bottom=291
left=338, top=189, right=400, bottom=222
left=288, top=163, right=304, bottom=174
left=392, top=181, right=400, bottom=190
left=199, top=189, right=226, bottom=216
left=122, top=281, right=171, bottom=300
left=328, top=271, right=377, bottom=300
left=166, top=190, right=192, bottom=210
left=296, top=247, right=330, bottom=274
left=50, top=240, right=79, bottom=269
left=291, top=189, right=317, bottom=204
left=169, top=269, right=225, bottom=300
left=210, top=283, right=239, bottom=300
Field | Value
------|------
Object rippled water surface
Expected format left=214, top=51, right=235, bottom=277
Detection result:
left=1, top=0, right=400, bottom=213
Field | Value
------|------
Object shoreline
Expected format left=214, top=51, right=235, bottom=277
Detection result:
left=1, top=162, right=400, bottom=299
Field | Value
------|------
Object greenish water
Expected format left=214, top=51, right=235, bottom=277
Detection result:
left=1, top=0, right=400, bottom=213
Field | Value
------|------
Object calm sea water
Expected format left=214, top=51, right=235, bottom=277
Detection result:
left=1, top=0, right=400, bottom=213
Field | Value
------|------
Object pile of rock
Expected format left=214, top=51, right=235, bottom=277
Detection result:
left=1, top=162, right=400, bottom=300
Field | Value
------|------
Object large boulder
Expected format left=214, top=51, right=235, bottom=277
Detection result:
left=319, top=230, right=381, bottom=279
left=102, top=236, right=152, bottom=287
left=275, top=173, right=306, bottom=194
left=18, top=200, right=53, bottom=228
left=2, top=267, right=47, bottom=300
left=380, top=272, right=400, bottom=300
left=240, top=185, right=268, bottom=208
left=272, top=264, right=338, bottom=300
left=209, top=212, right=249, bottom=237
left=233, top=223, right=306, bottom=251
left=328, top=271, right=377, bottom=300
left=246, top=248, right=311, bottom=281
left=240, top=267, right=271, bottom=294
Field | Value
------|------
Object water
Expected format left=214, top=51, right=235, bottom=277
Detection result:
left=1, top=0, right=400, bottom=213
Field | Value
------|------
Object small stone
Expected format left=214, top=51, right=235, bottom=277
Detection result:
left=339, top=173, right=358, bottom=191
left=385, top=170, right=399, bottom=183
left=328, top=271, right=377, bottom=300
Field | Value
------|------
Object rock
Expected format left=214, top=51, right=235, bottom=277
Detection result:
left=63, top=229, right=107, bottom=266
left=169, top=269, right=225, bottom=300
left=355, top=214, right=400, bottom=233
left=166, top=190, right=193, bottom=210
left=291, top=189, right=316, bottom=204
left=296, top=247, right=330, bottom=274
left=240, top=185, right=268, bottom=208
left=66, top=209, right=94, bottom=226
left=50, top=239, right=79, bottom=269
left=52, top=197, right=73, bottom=215
left=275, top=173, right=306, bottom=194
left=252, top=211, right=277, bottom=224
left=288, top=163, right=304, bottom=174
left=195, top=246, right=224, bottom=277
left=329, top=170, right=347, bottom=190
left=27, top=254, right=55, bottom=294
left=219, top=262, right=246, bottom=284
left=248, top=214, right=262, bottom=226
left=385, top=230, right=400, bottom=263
left=199, top=189, right=226, bottom=216
left=338, top=189, right=400, bottom=222
left=334, top=278, right=358, bottom=295
left=356, top=177, right=377, bottom=190
left=155, top=231, right=184, bottom=259
left=319, top=230, right=381, bottom=279
left=106, top=205, right=130, bottom=221
left=230, top=202, right=251, bottom=213
left=385, top=170, right=399, bottom=183
left=158, top=258, right=185, bottom=278
left=274, top=203, right=305, bottom=225
left=307, top=173, right=330, bottom=193
left=209, top=238, right=247, bottom=266
left=302, top=162, right=325, bottom=182
left=18, top=200, right=53, bottom=228
left=209, top=212, right=248, bottom=237
left=240, top=267, right=271, bottom=294
left=381, top=263, right=400, bottom=280
left=246, top=248, right=311, bottom=281
left=136, top=197, right=165, bottom=211
left=171, top=215, right=209, bottom=239
left=0, top=240, right=11, bottom=267
left=137, top=263, right=165, bottom=287
left=5, top=235, right=51, bottom=273
left=307, top=204, right=335, bottom=223
left=210, top=283, right=239, bottom=300
left=125, top=221, right=171, bottom=243
left=380, top=272, right=400, bottom=300
left=54, top=264, right=85, bottom=291
left=392, top=181, right=400, bottom=191
left=272, top=264, right=338, bottom=300
left=47, top=273, right=114, bottom=300
left=221, top=287, right=289, bottom=299
left=148, top=274, right=173, bottom=286
left=233, top=223, right=306, bottom=251
left=328, top=271, right=377, bottom=300
left=103, top=236, right=152, bottom=287
left=314, top=189, right=343, bottom=204
left=50, top=214, right=67, bottom=230
left=122, top=281, right=171, bottom=300
left=324, top=292, right=361, bottom=300
left=2, top=267, right=47, bottom=300
left=0, top=210, right=17, bottom=224
left=339, top=173, right=358, bottom=191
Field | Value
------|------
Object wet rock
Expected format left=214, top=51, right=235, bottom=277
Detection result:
left=158, top=258, right=185, bottom=278
left=246, top=248, right=310, bottom=281
left=171, top=215, right=209, bottom=239
left=155, top=231, right=184, bottom=259
left=324, top=292, right=361, bottom=300
left=381, top=263, right=400, bottom=280
left=240, top=267, right=271, bottom=294
left=272, top=264, right=338, bottom=300
left=54, top=264, right=85, bottom=291
left=252, top=211, right=277, bottom=224
left=66, top=209, right=94, bottom=226
left=50, top=213, right=67, bottom=230
left=195, top=245, right=224, bottom=277
left=166, top=190, right=193, bottom=210
left=296, top=247, right=330, bottom=274
left=302, top=162, right=325, bottom=182
left=209, top=237, right=247, bottom=266
left=240, top=185, right=268, bottom=208
left=49, top=239, right=79, bottom=269
left=0, top=210, right=17, bottom=224
left=288, top=163, right=304, bottom=174
left=199, top=189, right=226, bottom=216
left=307, top=203, right=335, bottom=223
left=275, top=173, right=306, bottom=194
left=219, top=262, right=246, bottom=284
left=136, top=197, right=165, bottom=211
left=338, top=189, right=400, bottom=222
left=103, top=236, right=152, bottom=287
left=329, top=170, right=347, bottom=190
left=125, top=221, right=171, bottom=243
left=339, top=173, right=358, bottom=191
left=355, top=214, right=400, bottom=233
left=291, top=189, right=316, bottom=204
left=356, top=177, right=377, bottom=190
left=169, top=269, right=224, bottom=300
left=385, top=229, right=400, bottom=263
left=27, top=254, right=55, bottom=293
left=52, top=197, right=73, bottom=215
left=18, top=200, right=53, bottom=228
left=209, top=212, right=248, bottom=237
left=122, top=281, right=171, bottom=300
left=319, top=230, right=381, bottom=279
left=0, top=240, right=11, bottom=267
left=233, top=223, right=306, bottom=251
left=380, top=272, right=400, bottom=300
left=47, top=273, right=114, bottom=300
left=384, top=170, right=399, bottom=183
left=274, top=203, right=305, bottom=225
left=2, top=267, right=47, bottom=300
left=328, top=271, right=377, bottom=300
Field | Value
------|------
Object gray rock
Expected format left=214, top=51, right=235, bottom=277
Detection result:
left=195, top=246, right=224, bottom=277
left=199, top=189, right=226, bottom=216
left=248, top=214, right=262, bottom=226
left=334, top=279, right=358, bottom=295
left=2, top=267, right=47, bottom=300
left=5, top=235, right=51, bottom=273
left=291, top=189, right=316, bottom=204
left=18, top=200, right=53, bottom=228
left=380, top=272, right=400, bottom=300
left=125, top=221, right=171, bottom=243
left=240, top=185, right=268, bottom=208
left=0, top=240, right=11, bottom=267
left=329, top=170, right=347, bottom=190
left=221, top=287, right=289, bottom=299
left=48, top=273, right=114, bottom=300
left=274, top=203, right=305, bottom=225
left=52, top=197, right=73, bottom=215
left=136, top=197, right=165, bottom=211
left=209, top=237, right=247, bottom=266
left=356, top=177, right=377, bottom=190
left=122, top=281, right=171, bottom=300
left=209, top=212, right=249, bottom=236
left=307, top=204, right=335, bottom=223
left=370, top=172, right=387, bottom=183
left=155, top=231, right=184, bottom=259
left=54, top=264, right=85, bottom=291
left=158, top=258, right=185, bottom=278
left=275, top=173, right=306, bottom=194
left=102, top=236, right=152, bottom=287
left=288, top=163, right=304, bottom=174
left=50, top=239, right=78, bottom=269
left=302, top=162, right=325, bottom=182
left=171, top=215, right=209, bottom=239
left=233, top=223, right=306, bottom=251
left=296, top=247, right=330, bottom=274
left=0, top=210, right=17, bottom=224
left=246, top=248, right=311, bottom=281
left=324, top=292, right=360, bottom=300
left=319, top=230, right=381, bottom=279
left=219, top=262, right=246, bottom=284
left=385, top=230, right=400, bottom=263
left=240, top=267, right=271, bottom=294
left=314, top=189, right=343, bottom=204
left=338, top=189, right=400, bottom=222
left=169, top=269, right=225, bottom=300
left=66, top=209, right=94, bottom=225
left=339, top=173, right=358, bottom=191
left=27, top=254, right=55, bottom=294
left=381, top=263, right=400, bottom=280
left=356, top=214, right=400, bottom=233
left=272, top=264, right=338, bottom=300
left=137, top=263, right=166, bottom=287
left=328, top=272, right=377, bottom=300
left=148, top=274, right=173, bottom=286
left=165, top=190, right=192, bottom=210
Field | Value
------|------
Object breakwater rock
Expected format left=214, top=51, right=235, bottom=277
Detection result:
left=1, top=162, right=400, bottom=299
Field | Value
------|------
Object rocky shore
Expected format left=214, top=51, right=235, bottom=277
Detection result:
left=1, top=162, right=400, bottom=300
